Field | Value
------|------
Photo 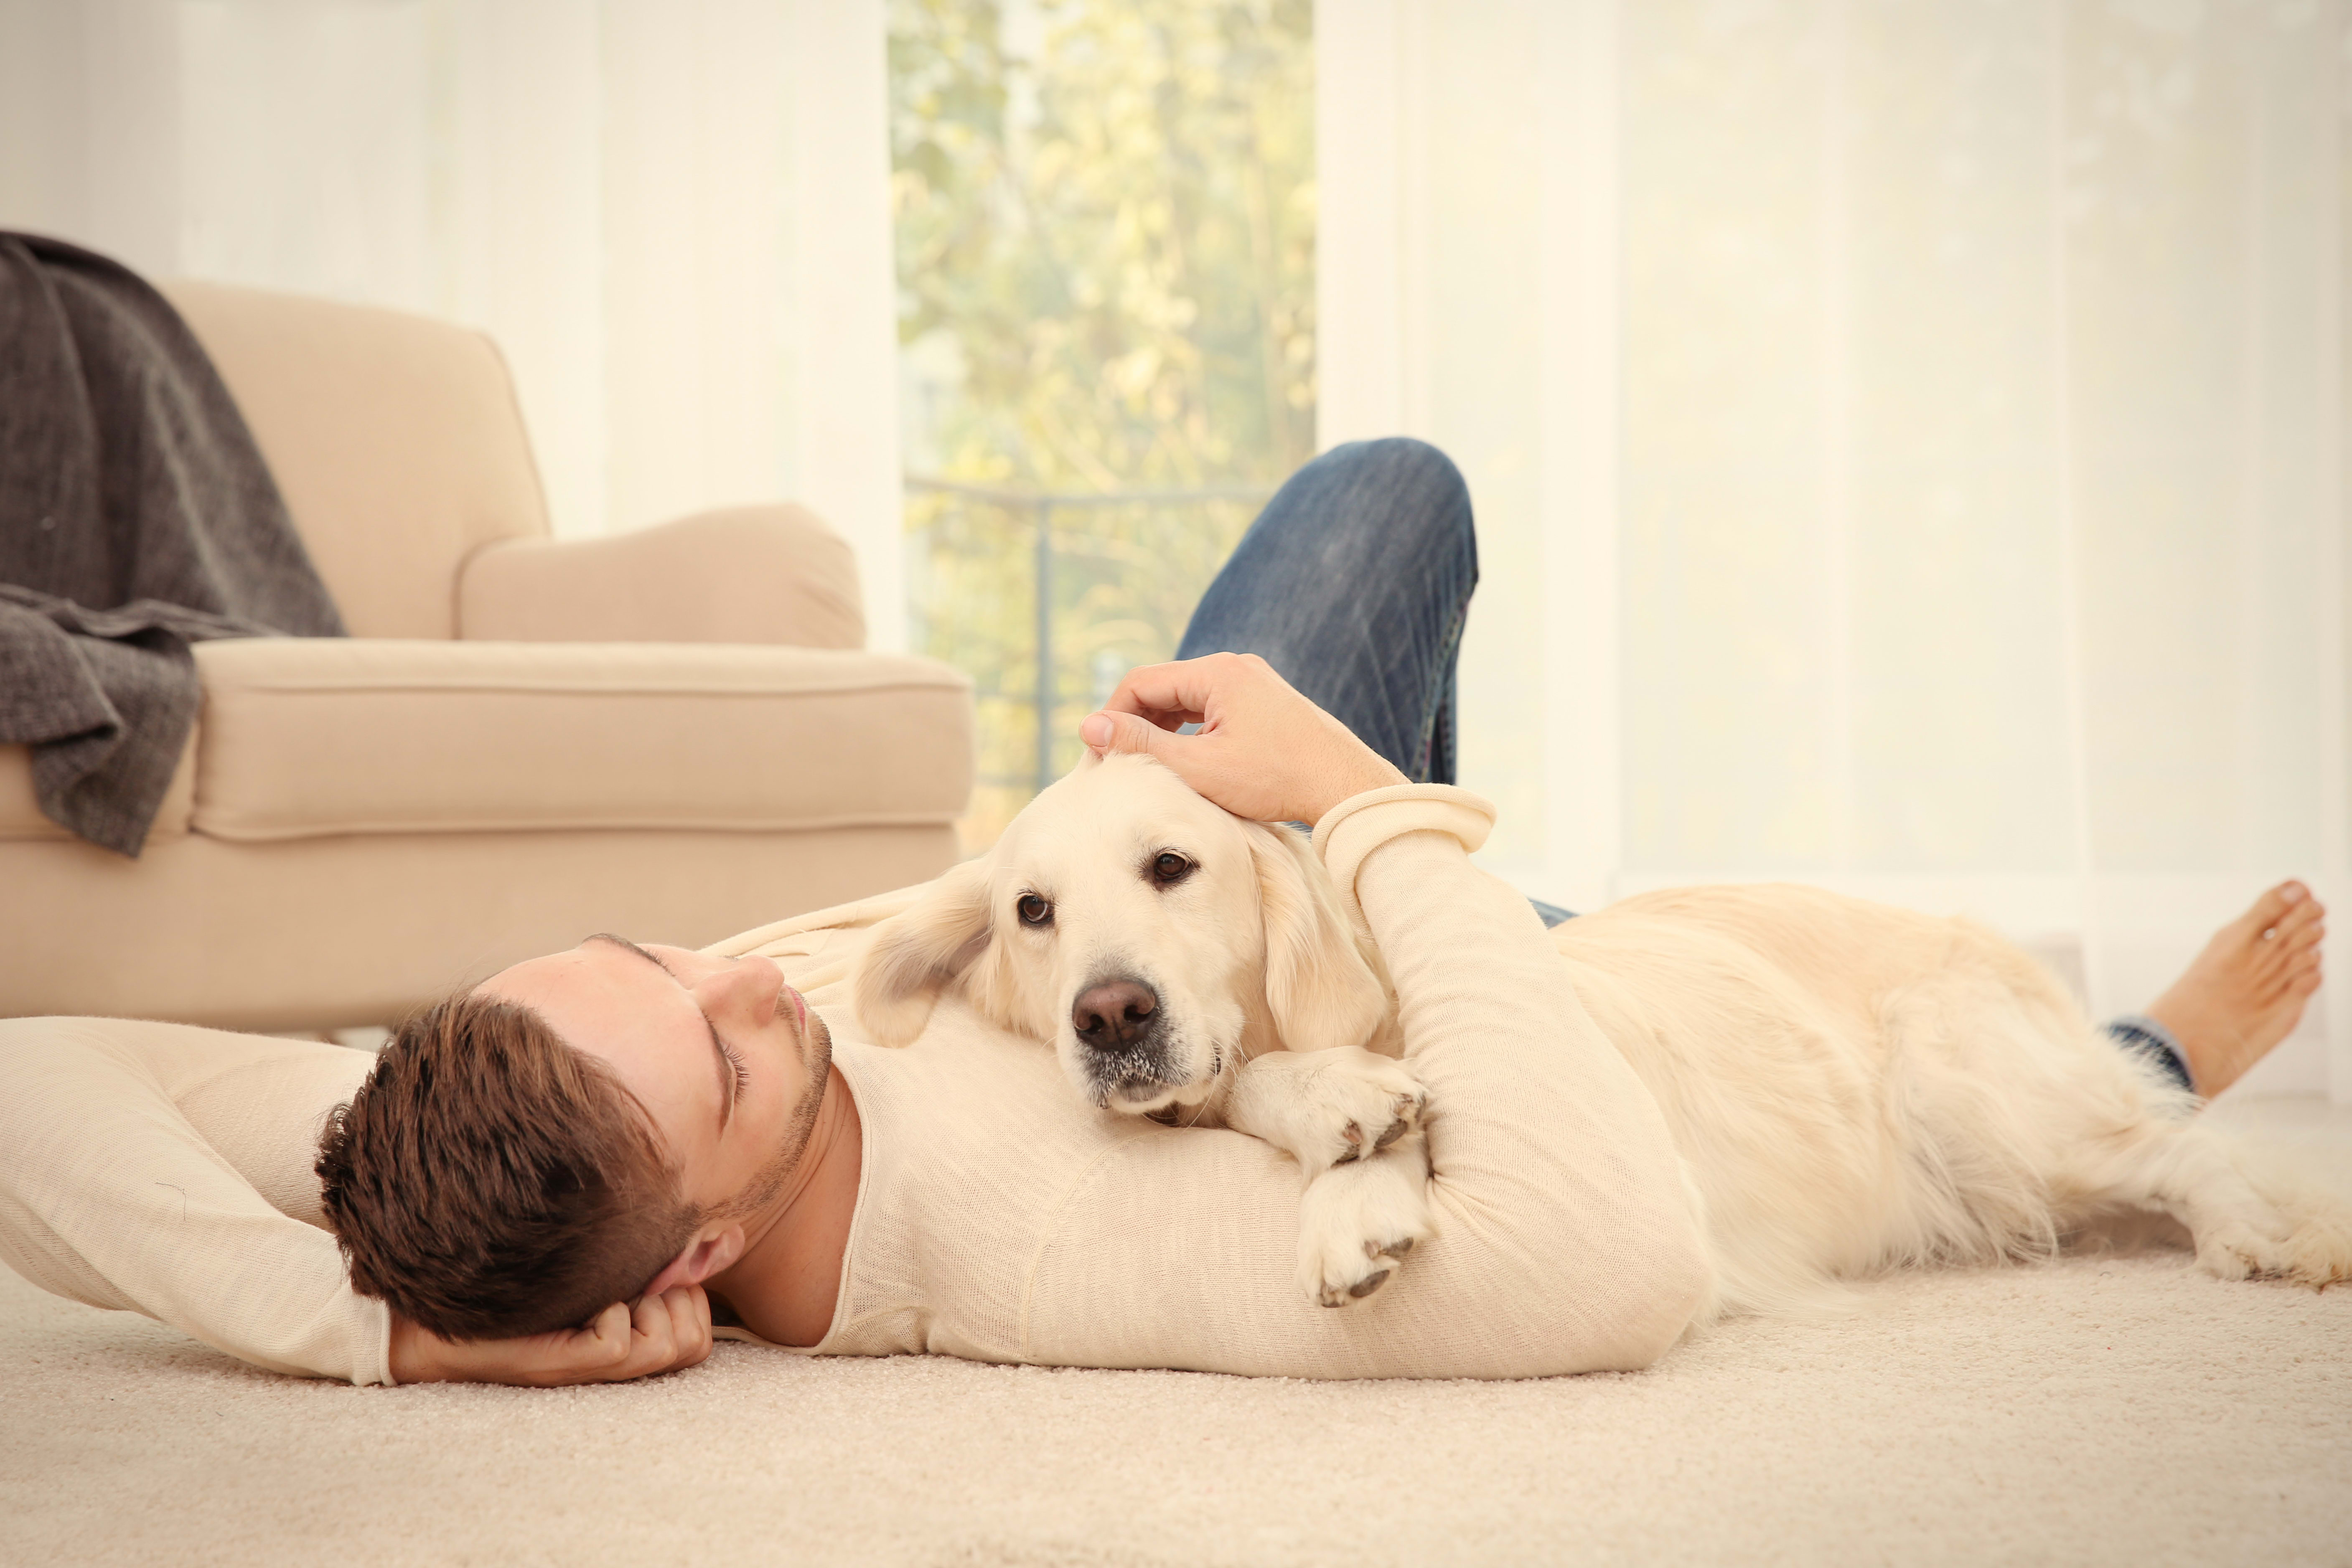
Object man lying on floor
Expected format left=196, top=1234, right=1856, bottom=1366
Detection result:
left=0, top=442, right=2326, bottom=1387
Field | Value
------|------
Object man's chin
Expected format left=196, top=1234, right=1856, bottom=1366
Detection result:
left=718, top=1012, right=837, bottom=1224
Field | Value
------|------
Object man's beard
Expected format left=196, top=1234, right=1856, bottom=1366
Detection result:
left=720, top=1013, right=833, bottom=1221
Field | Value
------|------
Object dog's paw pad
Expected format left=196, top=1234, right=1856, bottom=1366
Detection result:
left=1303, top=1069, right=1428, bottom=1172
left=1334, top=1095, right=1420, bottom=1164
left=1332, top=1237, right=1413, bottom=1301
left=1311, top=1266, right=1396, bottom=1308
left=1373, top=1095, right=1421, bottom=1151
left=1297, top=1151, right=1434, bottom=1309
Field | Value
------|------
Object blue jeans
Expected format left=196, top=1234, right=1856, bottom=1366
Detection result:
left=1174, top=438, right=2196, bottom=1095
left=1178, top=437, right=1475, bottom=785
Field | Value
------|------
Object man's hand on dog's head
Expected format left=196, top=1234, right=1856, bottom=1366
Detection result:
left=388, top=1284, right=715, bottom=1387
left=1081, top=653, right=1406, bottom=825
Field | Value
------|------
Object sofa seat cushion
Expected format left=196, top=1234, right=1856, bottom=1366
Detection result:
left=190, top=638, right=974, bottom=841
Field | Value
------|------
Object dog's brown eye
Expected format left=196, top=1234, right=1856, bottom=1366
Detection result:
left=1151, top=851, right=1193, bottom=886
left=1017, top=893, right=1053, bottom=927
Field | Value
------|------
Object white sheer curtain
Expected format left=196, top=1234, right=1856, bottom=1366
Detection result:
left=0, top=0, right=905, bottom=643
left=1320, top=0, right=2351, bottom=1101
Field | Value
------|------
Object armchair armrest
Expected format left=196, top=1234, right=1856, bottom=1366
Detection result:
left=456, top=503, right=865, bottom=648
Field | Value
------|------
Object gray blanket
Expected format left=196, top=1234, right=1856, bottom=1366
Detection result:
left=0, top=234, right=344, bottom=856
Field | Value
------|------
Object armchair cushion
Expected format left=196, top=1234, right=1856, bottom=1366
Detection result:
left=190, top=638, right=972, bottom=841
left=458, top=505, right=865, bottom=649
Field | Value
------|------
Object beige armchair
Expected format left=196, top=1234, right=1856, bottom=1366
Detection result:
left=0, top=282, right=972, bottom=1031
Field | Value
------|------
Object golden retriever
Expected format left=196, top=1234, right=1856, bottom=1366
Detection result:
left=854, top=753, right=2352, bottom=1314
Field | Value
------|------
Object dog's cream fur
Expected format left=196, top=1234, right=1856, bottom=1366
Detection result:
left=856, top=754, right=2352, bottom=1314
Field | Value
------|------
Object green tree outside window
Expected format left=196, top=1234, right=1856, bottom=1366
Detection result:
left=890, top=0, right=1315, bottom=846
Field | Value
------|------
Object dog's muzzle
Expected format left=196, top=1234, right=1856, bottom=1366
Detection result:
left=1072, top=975, right=1158, bottom=1053
left=1071, top=973, right=1190, bottom=1108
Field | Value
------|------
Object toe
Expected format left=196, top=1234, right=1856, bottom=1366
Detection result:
left=2241, top=881, right=2306, bottom=934
left=2276, top=939, right=2324, bottom=986
left=2268, top=891, right=2326, bottom=943
left=2234, top=882, right=2316, bottom=950
left=2239, top=884, right=2295, bottom=931
left=2253, top=920, right=2323, bottom=987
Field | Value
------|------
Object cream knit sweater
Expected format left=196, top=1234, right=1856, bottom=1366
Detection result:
left=0, top=787, right=1710, bottom=1385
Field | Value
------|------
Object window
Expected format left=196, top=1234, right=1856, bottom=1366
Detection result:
left=890, top=0, right=1314, bottom=845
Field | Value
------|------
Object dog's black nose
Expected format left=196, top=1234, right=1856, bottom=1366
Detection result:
left=1072, top=978, right=1159, bottom=1051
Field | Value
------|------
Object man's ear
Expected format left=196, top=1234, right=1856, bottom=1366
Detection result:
left=1245, top=820, right=1390, bottom=1055
left=851, top=857, right=996, bottom=1047
left=640, top=1222, right=744, bottom=1298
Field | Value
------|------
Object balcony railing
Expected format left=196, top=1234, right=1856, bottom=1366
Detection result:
left=904, top=475, right=1275, bottom=843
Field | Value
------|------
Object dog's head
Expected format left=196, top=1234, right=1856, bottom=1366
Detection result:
left=851, top=752, right=1390, bottom=1114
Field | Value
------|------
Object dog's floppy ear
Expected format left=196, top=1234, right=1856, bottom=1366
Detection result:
left=1245, top=820, right=1390, bottom=1055
left=852, top=858, right=995, bottom=1047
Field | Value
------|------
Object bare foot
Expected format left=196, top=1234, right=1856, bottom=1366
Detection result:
left=2144, top=881, right=2326, bottom=1097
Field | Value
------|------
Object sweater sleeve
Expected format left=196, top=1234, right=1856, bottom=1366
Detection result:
left=1017, top=786, right=1713, bottom=1379
left=0, top=1016, right=392, bottom=1386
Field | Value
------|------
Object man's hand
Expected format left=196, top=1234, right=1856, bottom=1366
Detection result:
left=389, top=1285, right=716, bottom=1387
left=1079, top=652, right=1408, bottom=825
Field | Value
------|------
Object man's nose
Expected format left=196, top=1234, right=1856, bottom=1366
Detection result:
left=1071, top=978, right=1158, bottom=1052
left=701, top=954, right=783, bottom=1027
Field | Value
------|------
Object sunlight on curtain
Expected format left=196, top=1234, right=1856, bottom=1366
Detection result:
left=1319, top=0, right=2350, bottom=1100
left=0, top=0, right=904, bottom=635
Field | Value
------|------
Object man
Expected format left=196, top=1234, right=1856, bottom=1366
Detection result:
left=0, top=442, right=2327, bottom=1386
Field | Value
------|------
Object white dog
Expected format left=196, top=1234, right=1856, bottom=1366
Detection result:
left=854, top=752, right=2352, bottom=1315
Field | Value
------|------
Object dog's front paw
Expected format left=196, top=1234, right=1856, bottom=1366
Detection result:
left=1297, top=1139, right=1434, bottom=1308
left=1277, top=1049, right=1428, bottom=1173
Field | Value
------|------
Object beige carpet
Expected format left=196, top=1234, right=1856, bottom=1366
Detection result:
left=5, top=1098, right=2348, bottom=1568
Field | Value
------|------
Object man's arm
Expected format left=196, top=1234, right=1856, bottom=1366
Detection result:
left=0, top=1016, right=715, bottom=1386
left=0, top=1017, right=395, bottom=1383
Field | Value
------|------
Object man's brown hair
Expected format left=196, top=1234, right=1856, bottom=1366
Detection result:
left=315, top=991, right=700, bottom=1341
